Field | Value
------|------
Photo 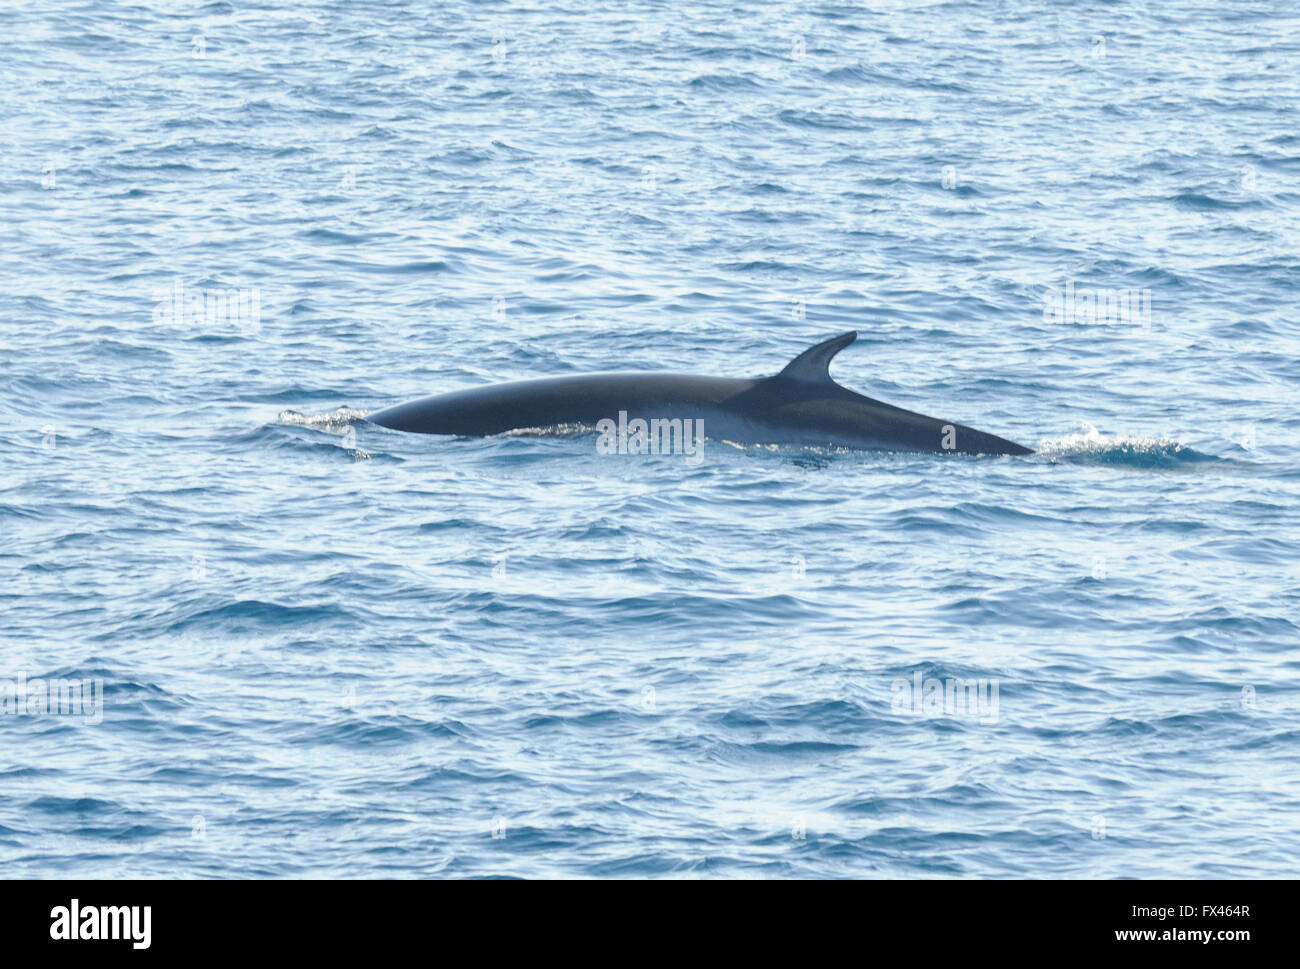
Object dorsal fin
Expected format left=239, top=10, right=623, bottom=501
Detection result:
left=777, top=331, right=857, bottom=383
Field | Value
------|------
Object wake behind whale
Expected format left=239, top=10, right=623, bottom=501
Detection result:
left=367, top=332, right=1034, bottom=456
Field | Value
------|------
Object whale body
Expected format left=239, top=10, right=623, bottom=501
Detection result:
left=367, top=331, right=1033, bottom=455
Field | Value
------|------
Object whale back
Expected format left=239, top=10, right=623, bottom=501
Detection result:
left=367, top=330, right=1033, bottom=454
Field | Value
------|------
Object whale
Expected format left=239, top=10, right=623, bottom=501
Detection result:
left=366, top=331, right=1034, bottom=455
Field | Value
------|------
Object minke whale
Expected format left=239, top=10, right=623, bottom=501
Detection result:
left=367, top=331, right=1034, bottom=455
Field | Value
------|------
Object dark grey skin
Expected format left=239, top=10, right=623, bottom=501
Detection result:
left=367, top=331, right=1034, bottom=455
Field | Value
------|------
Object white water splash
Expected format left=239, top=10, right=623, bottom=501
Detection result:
left=278, top=407, right=369, bottom=433
left=1034, top=423, right=1197, bottom=463
left=278, top=408, right=372, bottom=459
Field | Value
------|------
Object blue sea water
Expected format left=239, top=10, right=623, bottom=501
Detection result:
left=2, top=0, right=1299, bottom=879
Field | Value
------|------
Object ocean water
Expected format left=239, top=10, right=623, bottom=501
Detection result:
left=2, top=0, right=1299, bottom=879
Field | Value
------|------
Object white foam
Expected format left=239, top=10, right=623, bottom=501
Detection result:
left=1035, top=422, right=1189, bottom=458
left=277, top=407, right=369, bottom=433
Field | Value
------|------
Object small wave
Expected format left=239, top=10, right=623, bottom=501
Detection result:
left=171, top=599, right=362, bottom=634
left=1171, top=192, right=1260, bottom=212
left=688, top=72, right=764, bottom=92
left=1035, top=425, right=1221, bottom=467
